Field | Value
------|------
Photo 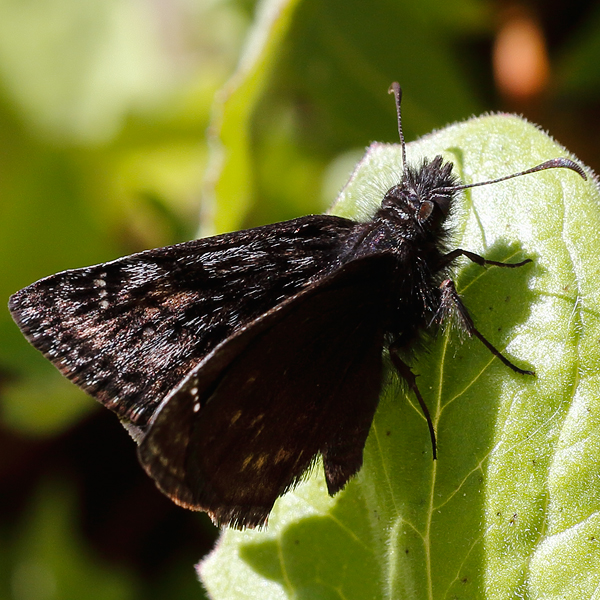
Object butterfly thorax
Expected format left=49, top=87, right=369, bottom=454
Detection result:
left=347, top=156, right=462, bottom=345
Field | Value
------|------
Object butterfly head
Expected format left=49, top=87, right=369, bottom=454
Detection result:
left=378, top=154, right=459, bottom=233
left=386, top=82, right=586, bottom=234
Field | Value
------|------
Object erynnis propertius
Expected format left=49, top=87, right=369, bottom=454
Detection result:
left=8, top=83, right=586, bottom=528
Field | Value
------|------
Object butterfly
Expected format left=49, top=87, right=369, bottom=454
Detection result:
left=8, top=83, right=586, bottom=528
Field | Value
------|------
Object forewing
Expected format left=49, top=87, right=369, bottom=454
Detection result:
left=138, top=254, right=395, bottom=528
left=8, top=216, right=356, bottom=429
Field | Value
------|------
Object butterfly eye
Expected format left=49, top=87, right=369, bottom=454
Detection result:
left=417, top=200, right=434, bottom=223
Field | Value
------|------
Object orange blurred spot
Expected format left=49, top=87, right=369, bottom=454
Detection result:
left=493, top=7, right=550, bottom=100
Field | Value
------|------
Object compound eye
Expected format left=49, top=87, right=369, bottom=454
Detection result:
left=417, top=200, right=434, bottom=223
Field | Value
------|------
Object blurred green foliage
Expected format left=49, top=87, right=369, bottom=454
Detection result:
left=1, top=0, right=600, bottom=598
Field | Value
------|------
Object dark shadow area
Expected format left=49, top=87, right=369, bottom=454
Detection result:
left=0, top=409, right=218, bottom=598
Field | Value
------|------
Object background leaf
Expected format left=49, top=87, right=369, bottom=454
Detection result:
left=200, top=115, right=599, bottom=600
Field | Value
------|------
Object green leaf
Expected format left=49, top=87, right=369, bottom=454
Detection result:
left=199, top=114, right=599, bottom=600
left=204, top=0, right=305, bottom=236
left=556, top=2, right=600, bottom=96
left=0, top=0, right=176, bottom=142
left=3, top=479, right=135, bottom=600
left=204, top=0, right=487, bottom=235
left=1, top=367, right=94, bottom=437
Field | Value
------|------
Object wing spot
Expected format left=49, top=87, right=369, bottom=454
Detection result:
left=274, top=449, right=291, bottom=464
left=98, top=289, right=108, bottom=298
left=250, top=414, right=265, bottom=426
left=94, top=278, right=107, bottom=287
left=193, top=402, right=200, bottom=413
left=190, top=386, right=198, bottom=396
left=254, top=454, right=268, bottom=470
left=143, top=325, right=155, bottom=336
left=99, top=300, right=109, bottom=309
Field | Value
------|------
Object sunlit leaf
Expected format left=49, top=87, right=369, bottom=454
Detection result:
left=200, top=114, right=599, bottom=600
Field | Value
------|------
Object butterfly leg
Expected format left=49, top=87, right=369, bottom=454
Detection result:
left=441, top=248, right=532, bottom=269
left=439, top=279, right=534, bottom=376
left=388, top=346, right=437, bottom=459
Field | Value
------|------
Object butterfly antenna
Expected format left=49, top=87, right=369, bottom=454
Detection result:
left=388, top=82, right=407, bottom=171
left=438, top=157, right=586, bottom=193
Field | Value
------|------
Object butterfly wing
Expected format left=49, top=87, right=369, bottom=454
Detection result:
left=138, top=254, right=395, bottom=528
left=8, top=216, right=356, bottom=431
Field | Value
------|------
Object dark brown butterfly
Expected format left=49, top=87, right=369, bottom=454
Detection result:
left=8, top=83, right=586, bottom=528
